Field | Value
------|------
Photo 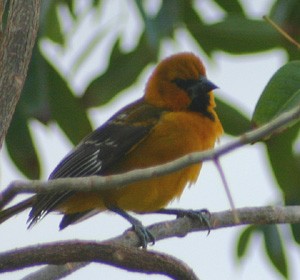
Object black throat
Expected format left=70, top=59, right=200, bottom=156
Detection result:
left=172, top=78, right=215, bottom=121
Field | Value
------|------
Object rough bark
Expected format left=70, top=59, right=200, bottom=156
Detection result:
left=0, top=0, right=40, bottom=149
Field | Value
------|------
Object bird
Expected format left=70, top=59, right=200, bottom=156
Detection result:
left=0, top=52, right=223, bottom=248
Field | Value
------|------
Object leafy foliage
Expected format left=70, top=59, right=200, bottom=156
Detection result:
left=4, top=0, right=300, bottom=278
left=250, top=61, right=300, bottom=247
left=237, top=51, right=300, bottom=276
left=237, top=225, right=288, bottom=278
left=253, top=62, right=300, bottom=126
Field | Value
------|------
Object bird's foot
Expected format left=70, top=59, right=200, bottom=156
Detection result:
left=130, top=220, right=155, bottom=249
left=155, top=208, right=211, bottom=234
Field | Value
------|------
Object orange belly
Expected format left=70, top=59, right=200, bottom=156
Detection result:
left=58, top=110, right=223, bottom=214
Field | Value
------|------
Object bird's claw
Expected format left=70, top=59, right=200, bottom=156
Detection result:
left=176, top=208, right=211, bottom=234
left=132, top=222, right=155, bottom=249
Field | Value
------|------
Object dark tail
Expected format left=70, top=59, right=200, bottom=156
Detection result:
left=0, top=197, right=33, bottom=224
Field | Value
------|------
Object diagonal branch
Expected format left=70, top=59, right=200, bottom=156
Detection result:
left=1, top=105, right=299, bottom=209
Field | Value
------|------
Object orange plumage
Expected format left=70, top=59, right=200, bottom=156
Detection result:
left=0, top=52, right=223, bottom=245
left=56, top=52, right=223, bottom=215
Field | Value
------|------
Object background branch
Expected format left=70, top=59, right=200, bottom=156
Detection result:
left=1, top=205, right=300, bottom=279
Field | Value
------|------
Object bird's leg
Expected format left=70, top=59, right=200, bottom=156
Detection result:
left=153, top=208, right=211, bottom=233
left=107, top=206, right=155, bottom=248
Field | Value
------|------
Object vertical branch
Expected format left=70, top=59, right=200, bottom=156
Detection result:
left=0, top=0, right=7, bottom=33
left=0, top=0, right=41, bottom=149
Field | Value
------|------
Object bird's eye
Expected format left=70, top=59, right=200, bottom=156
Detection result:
left=172, top=78, right=197, bottom=91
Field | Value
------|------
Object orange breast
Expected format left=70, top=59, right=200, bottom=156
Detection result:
left=58, top=110, right=223, bottom=214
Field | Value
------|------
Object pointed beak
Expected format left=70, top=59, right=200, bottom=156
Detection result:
left=198, top=76, right=218, bottom=93
left=187, top=76, right=218, bottom=116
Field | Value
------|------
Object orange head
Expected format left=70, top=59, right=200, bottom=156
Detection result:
left=145, top=52, right=217, bottom=118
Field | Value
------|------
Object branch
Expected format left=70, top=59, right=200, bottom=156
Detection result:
left=1, top=205, right=300, bottom=279
left=0, top=0, right=40, bottom=149
left=21, top=263, right=88, bottom=280
left=1, top=105, right=299, bottom=209
left=0, top=0, right=7, bottom=34
left=108, top=205, right=300, bottom=247
left=0, top=242, right=199, bottom=280
left=263, top=15, right=300, bottom=49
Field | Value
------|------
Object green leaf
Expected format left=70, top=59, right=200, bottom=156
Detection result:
left=253, top=61, right=300, bottom=243
left=214, top=0, right=245, bottom=15
left=6, top=109, right=40, bottom=179
left=188, top=16, right=281, bottom=55
left=183, top=6, right=212, bottom=56
left=82, top=34, right=157, bottom=108
left=9, top=45, right=93, bottom=177
left=216, top=97, right=251, bottom=136
left=62, top=0, right=75, bottom=14
left=236, top=226, right=255, bottom=259
left=136, top=0, right=182, bottom=48
left=41, top=1, right=64, bottom=44
left=252, top=61, right=300, bottom=126
left=45, top=59, right=93, bottom=145
left=6, top=47, right=51, bottom=178
left=261, top=225, right=288, bottom=278
left=266, top=124, right=300, bottom=243
left=20, top=47, right=52, bottom=124
left=149, top=0, right=182, bottom=40
left=271, top=0, right=300, bottom=26
left=276, top=89, right=300, bottom=118
left=6, top=44, right=93, bottom=177
left=92, top=0, right=102, bottom=7
left=237, top=225, right=289, bottom=278
left=266, top=124, right=300, bottom=198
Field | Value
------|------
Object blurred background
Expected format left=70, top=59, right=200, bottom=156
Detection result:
left=1, top=0, right=300, bottom=279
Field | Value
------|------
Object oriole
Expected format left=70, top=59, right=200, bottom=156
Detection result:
left=0, top=52, right=223, bottom=247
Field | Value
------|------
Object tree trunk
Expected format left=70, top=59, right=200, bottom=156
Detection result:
left=0, top=0, right=40, bottom=149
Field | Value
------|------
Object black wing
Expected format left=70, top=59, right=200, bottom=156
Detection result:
left=28, top=99, right=164, bottom=227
